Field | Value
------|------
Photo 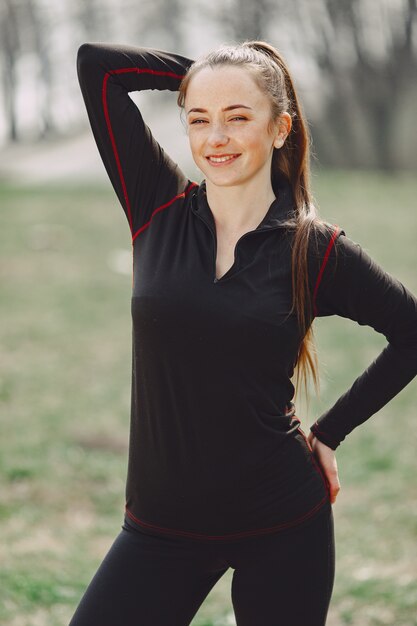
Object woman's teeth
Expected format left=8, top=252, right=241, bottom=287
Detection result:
left=208, top=155, right=238, bottom=163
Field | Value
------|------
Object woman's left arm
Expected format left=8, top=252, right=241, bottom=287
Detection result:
left=309, top=226, right=417, bottom=451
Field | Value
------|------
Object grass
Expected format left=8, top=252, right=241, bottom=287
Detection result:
left=0, top=169, right=416, bottom=625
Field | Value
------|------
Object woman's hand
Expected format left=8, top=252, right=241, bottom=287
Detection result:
left=307, top=432, right=341, bottom=504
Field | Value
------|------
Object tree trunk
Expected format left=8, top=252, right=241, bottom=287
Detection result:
left=0, top=0, right=20, bottom=142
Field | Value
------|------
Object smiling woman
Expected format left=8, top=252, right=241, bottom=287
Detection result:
left=176, top=42, right=319, bottom=395
left=184, top=66, right=290, bottom=222
left=183, top=65, right=292, bottom=282
left=71, top=39, right=417, bottom=626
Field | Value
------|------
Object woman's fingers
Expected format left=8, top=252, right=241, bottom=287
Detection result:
left=308, top=434, right=341, bottom=504
left=324, top=464, right=341, bottom=504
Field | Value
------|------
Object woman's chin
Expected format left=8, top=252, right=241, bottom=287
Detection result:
left=203, top=172, right=246, bottom=188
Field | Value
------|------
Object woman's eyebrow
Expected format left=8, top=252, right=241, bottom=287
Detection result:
left=186, top=104, right=253, bottom=115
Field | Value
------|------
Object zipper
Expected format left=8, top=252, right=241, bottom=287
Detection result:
left=211, top=221, right=284, bottom=285
left=212, top=228, right=267, bottom=284
left=192, top=195, right=286, bottom=285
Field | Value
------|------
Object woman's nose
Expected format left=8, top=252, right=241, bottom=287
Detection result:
left=207, top=124, right=229, bottom=147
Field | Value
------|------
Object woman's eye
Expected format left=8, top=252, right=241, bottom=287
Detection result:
left=190, top=119, right=207, bottom=125
left=230, top=116, right=247, bottom=121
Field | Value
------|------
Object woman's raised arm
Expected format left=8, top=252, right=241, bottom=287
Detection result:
left=76, top=43, right=194, bottom=238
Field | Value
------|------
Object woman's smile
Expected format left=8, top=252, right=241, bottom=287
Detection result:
left=206, top=153, right=241, bottom=166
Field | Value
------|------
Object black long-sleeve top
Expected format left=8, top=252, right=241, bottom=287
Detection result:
left=76, top=42, right=417, bottom=541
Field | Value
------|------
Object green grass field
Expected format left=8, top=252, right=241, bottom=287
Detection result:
left=1, top=169, right=416, bottom=626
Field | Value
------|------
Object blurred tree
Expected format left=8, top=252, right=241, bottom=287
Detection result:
left=219, top=0, right=277, bottom=41
left=149, top=0, right=184, bottom=50
left=0, top=0, right=20, bottom=141
left=195, top=0, right=277, bottom=41
left=74, top=0, right=111, bottom=41
left=0, top=0, right=55, bottom=141
left=302, top=0, right=417, bottom=171
left=126, top=0, right=184, bottom=50
left=25, top=0, right=53, bottom=139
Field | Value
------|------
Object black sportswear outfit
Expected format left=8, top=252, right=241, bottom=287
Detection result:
left=72, top=42, right=417, bottom=624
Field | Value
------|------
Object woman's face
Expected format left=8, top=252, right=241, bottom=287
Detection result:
left=184, top=65, right=289, bottom=190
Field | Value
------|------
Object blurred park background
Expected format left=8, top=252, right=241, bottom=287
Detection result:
left=1, top=0, right=416, bottom=625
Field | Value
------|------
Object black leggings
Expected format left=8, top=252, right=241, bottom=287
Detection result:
left=69, top=502, right=335, bottom=626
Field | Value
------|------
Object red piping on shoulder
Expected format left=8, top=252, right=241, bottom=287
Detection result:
left=132, top=182, right=198, bottom=242
left=312, top=226, right=341, bottom=317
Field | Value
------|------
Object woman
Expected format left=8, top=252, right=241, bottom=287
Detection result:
left=71, top=40, right=417, bottom=626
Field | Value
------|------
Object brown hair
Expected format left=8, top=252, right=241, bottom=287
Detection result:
left=178, top=41, right=332, bottom=402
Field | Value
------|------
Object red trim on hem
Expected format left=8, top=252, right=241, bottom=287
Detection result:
left=101, top=66, right=186, bottom=234
left=132, top=182, right=198, bottom=242
left=124, top=496, right=328, bottom=542
left=312, top=226, right=340, bottom=317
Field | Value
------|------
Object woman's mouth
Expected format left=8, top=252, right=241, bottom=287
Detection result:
left=206, top=154, right=241, bottom=166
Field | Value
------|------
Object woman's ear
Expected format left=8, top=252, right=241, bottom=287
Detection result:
left=273, top=112, right=292, bottom=149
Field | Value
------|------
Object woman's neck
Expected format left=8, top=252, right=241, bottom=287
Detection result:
left=205, top=177, right=276, bottom=234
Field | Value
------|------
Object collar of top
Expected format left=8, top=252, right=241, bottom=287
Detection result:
left=192, top=170, right=297, bottom=233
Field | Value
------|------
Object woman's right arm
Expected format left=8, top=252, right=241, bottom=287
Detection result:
left=76, top=43, right=194, bottom=239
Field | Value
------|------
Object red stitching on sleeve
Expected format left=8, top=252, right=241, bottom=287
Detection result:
left=312, top=225, right=340, bottom=316
left=312, top=421, right=330, bottom=440
left=132, top=182, right=198, bottom=243
left=112, top=67, right=185, bottom=80
left=102, top=67, right=186, bottom=234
